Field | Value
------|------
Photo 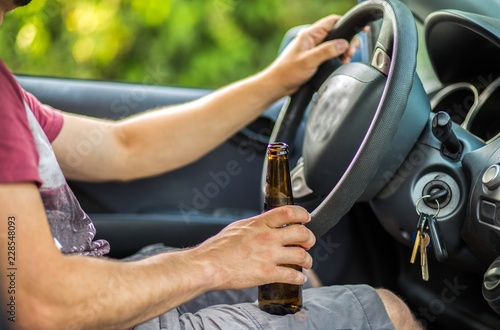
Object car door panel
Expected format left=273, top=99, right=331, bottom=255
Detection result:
left=18, top=76, right=281, bottom=257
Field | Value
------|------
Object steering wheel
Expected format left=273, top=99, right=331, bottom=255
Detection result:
left=263, top=0, right=423, bottom=237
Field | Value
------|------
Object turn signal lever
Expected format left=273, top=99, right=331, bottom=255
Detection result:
left=432, top=112, right=463, bottom=161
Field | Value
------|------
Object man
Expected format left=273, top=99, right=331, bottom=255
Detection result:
left=0, top=0, right=422, bottom=329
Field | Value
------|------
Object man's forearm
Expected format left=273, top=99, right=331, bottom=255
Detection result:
left=21, top=209, right=313, bottom=330
left=1, top=184, right=218, bottom=329
left=2, top=184, right=313, bottom=329
left=20, top=247, right=216, bottom=330
left=54, top=70, right=284, bottom=182
left=53, top=15, right=352, bottom=182
left=114, top=70, right=284, bottom=180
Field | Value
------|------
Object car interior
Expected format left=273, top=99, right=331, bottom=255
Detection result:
left=13, top=0, right=500, bottom=328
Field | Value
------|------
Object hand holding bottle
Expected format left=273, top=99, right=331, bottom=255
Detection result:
left=259, top=142, right=303, bottom=315
left=191, top=205, right=314, bottom=292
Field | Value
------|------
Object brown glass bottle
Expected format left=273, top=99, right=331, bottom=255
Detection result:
left=258, top=142, right=303, bottom=315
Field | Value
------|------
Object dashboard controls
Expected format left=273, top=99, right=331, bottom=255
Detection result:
left=432, top=111, right=463, bottom=160
left=483, top=164, right=500, bottom=191
left=483, top=257, right=500, bottom=315
left=480, top=200, right=497, bottom=225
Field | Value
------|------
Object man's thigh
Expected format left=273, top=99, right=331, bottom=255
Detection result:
left=135, top=285, right=395, bottom=330
left=177, top=273, right=316, bottom=314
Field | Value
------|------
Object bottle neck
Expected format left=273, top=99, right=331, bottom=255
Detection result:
left=264, top=142, right=294, bottom=209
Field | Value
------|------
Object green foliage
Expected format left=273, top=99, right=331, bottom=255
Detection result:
left=0, top=0, right=356, bottom=88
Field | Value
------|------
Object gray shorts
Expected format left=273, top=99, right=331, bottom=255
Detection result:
left=128, top=245, right=394, bottom=330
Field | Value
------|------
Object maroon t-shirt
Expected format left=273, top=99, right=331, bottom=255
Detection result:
left=0, top=60, right=109, bottom=256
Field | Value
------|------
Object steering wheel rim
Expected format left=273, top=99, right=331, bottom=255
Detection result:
left=264, top=0, right=418, bottom=237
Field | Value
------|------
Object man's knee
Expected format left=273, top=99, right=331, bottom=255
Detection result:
left=376, top=288, right=423, bottom=330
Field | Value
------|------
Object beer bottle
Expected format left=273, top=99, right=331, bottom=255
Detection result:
left=258, top=142, right=303, bottom=315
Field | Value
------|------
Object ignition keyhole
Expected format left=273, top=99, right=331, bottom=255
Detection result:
left=423, top=180, right=452, bottom=209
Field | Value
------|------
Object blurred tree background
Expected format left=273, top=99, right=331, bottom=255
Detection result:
left=0, top=0, right=356, bottom=88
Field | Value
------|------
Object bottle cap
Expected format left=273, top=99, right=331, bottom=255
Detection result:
left=267, top=142, right=289, bottom=155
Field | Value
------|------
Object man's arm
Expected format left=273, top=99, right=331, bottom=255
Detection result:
left=52, top=15, right=357, bottom=182
left=0, top=183, right=314, bottom=330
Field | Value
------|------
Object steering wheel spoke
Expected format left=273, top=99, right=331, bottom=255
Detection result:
left=370, top=16, right=395, bottom=75
left=290, top=158, right=314, bottom=199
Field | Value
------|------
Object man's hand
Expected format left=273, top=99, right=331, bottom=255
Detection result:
left=263, top=14, right=362, bottom=96
left=192, top=206, right=315, bottom=291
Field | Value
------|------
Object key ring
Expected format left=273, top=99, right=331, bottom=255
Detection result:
left=415, top=195, right=440, bottom=218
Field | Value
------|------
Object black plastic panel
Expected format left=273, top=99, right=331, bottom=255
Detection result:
left=425, top=11, right=500, bottom=84
left=463, top=138, right=500, bottom=266
left=401, top=0, right=500, bottom=22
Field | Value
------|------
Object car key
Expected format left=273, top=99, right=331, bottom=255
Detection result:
left=428, top=215, right=448, bottom=262
left=410, top=231, right=422, bottom=264
left=411, top=213, right=427, bottom=264
left=420, top=232, right=431, bottom=281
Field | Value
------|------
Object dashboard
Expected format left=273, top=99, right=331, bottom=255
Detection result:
left=371, top=9, right=500, bottom=275
left=425, top=10, right=500, bottom=265
left=431, top=78, right=500, bottom=142
left=368, top=8, right=500, bottom=316
left=426, top=10, right=500, bottom=142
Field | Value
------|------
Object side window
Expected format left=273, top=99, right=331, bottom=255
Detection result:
left=0, top=0, right=357, bottom=88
